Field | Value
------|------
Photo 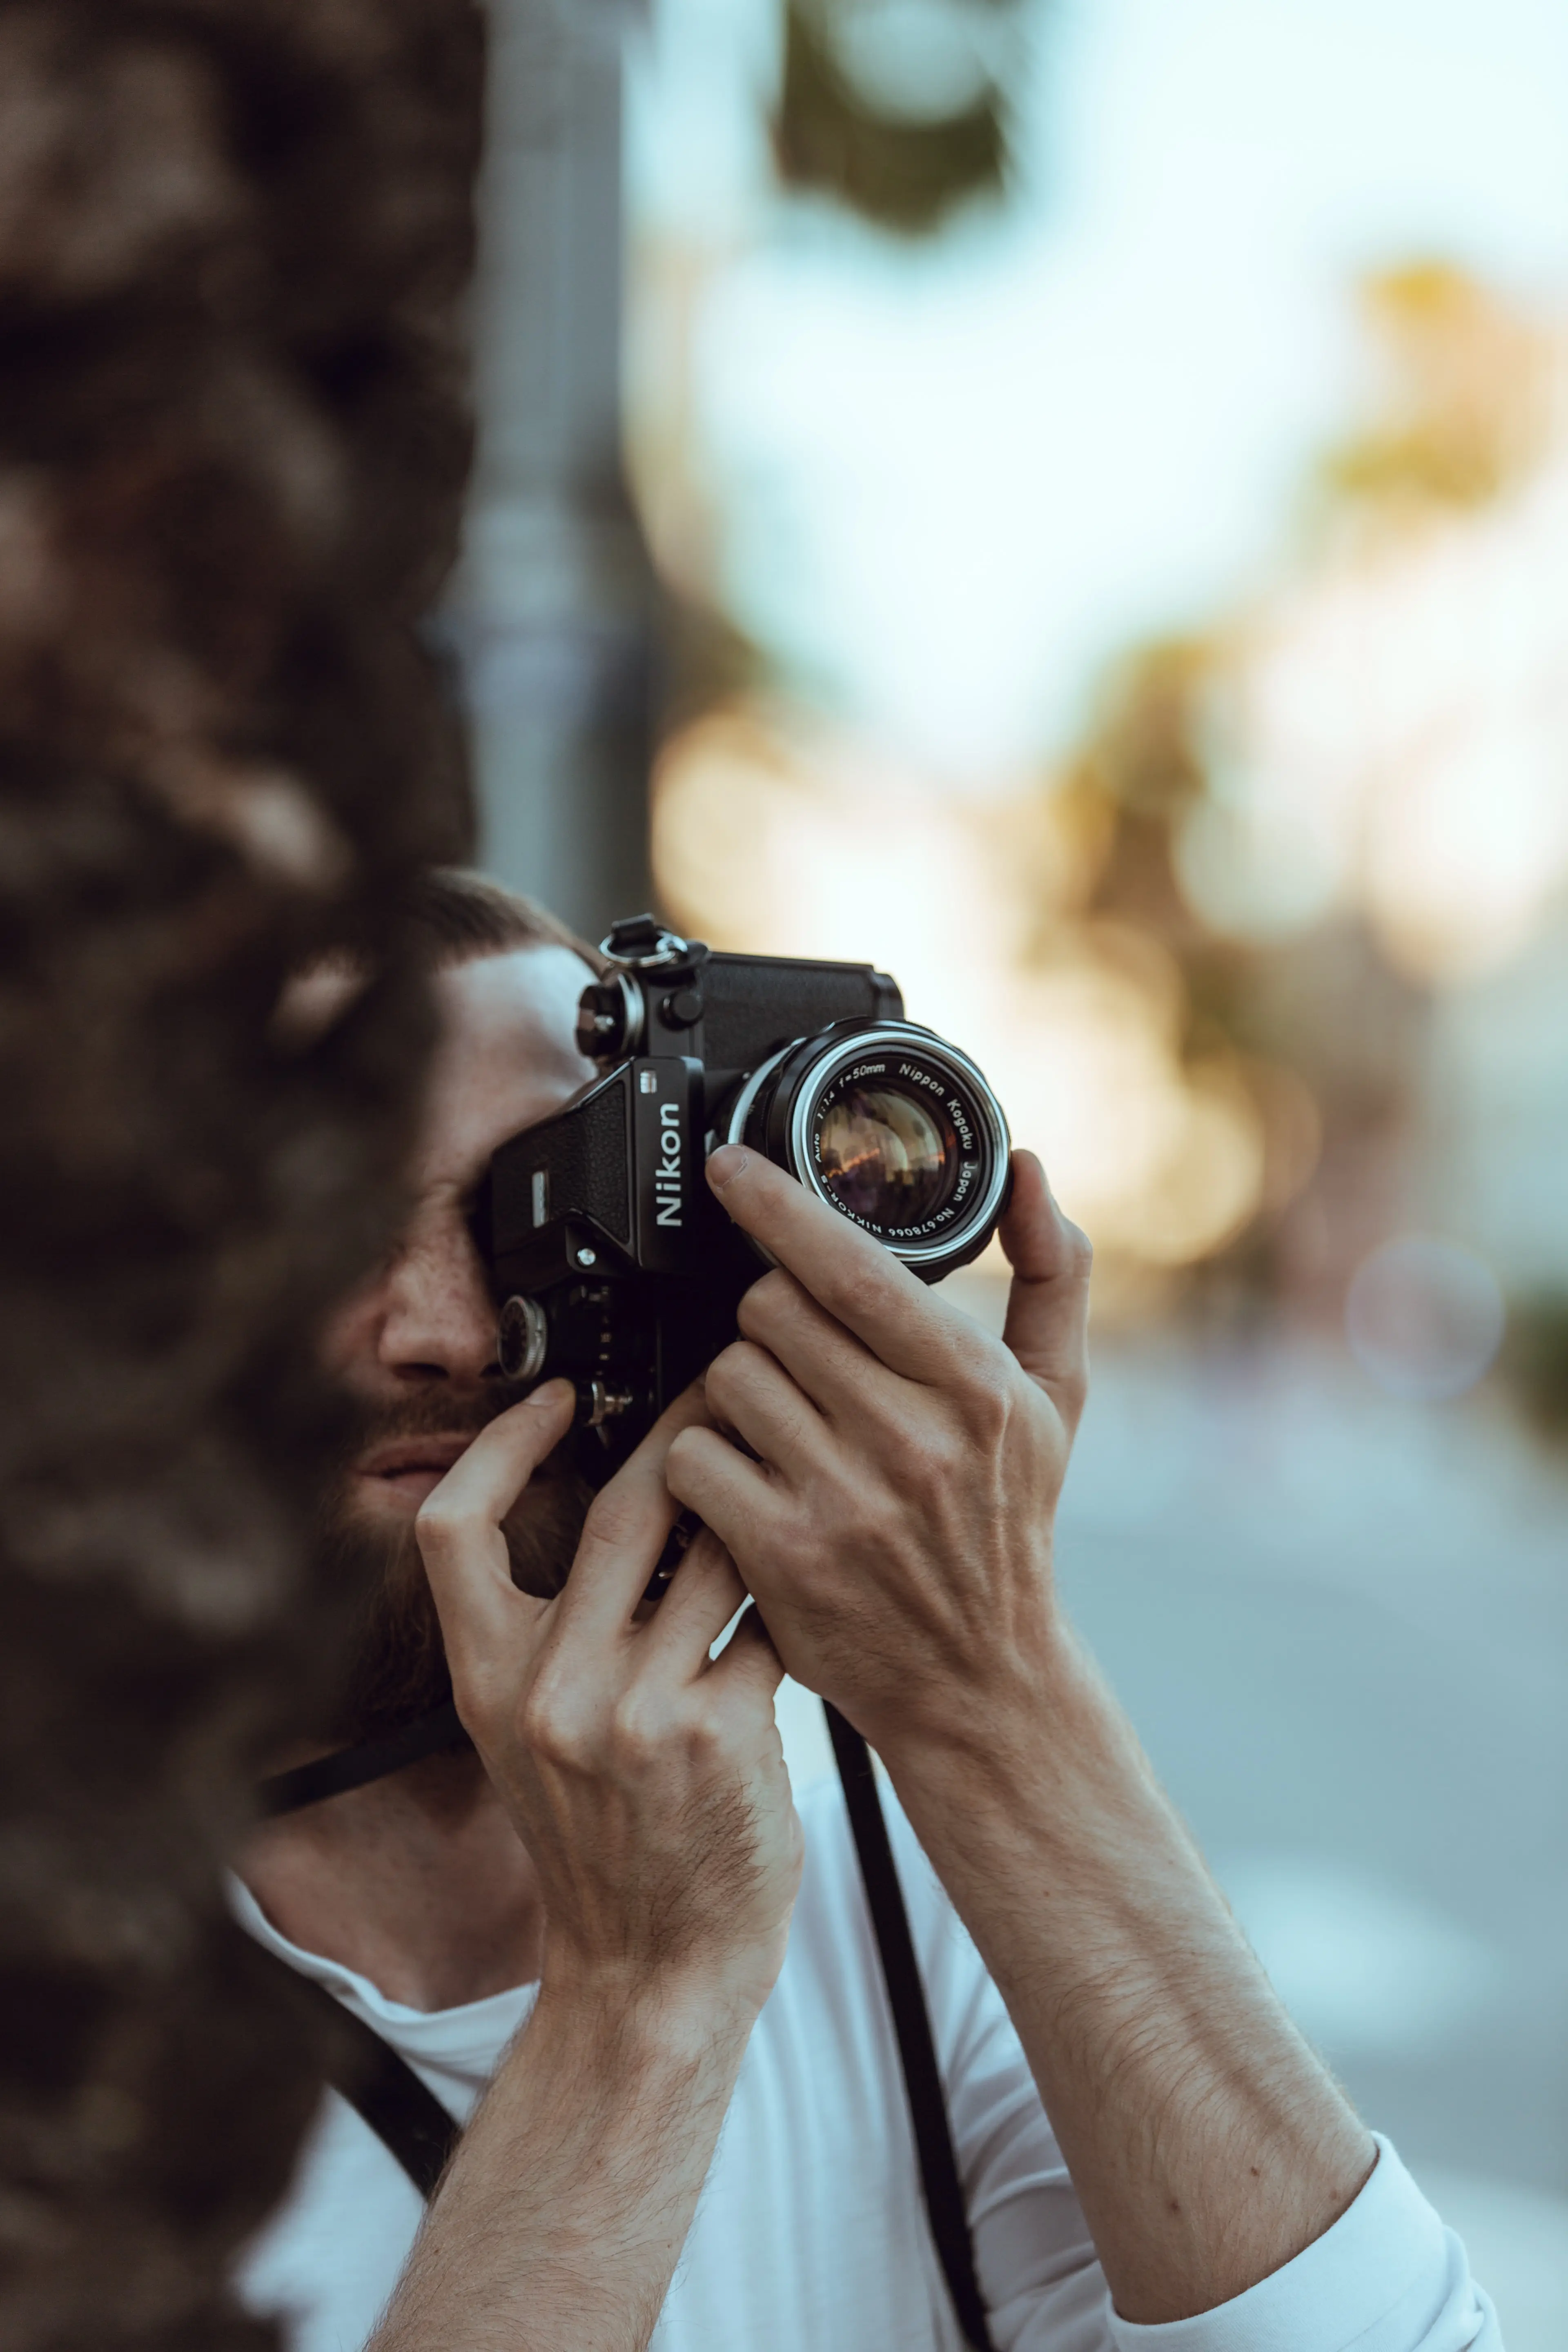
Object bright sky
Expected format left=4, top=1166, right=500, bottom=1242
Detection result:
left=627, top=0, right=1568, bottom=776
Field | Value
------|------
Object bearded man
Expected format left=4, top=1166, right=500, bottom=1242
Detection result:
left=235, top=870, right=1495, bottom=2352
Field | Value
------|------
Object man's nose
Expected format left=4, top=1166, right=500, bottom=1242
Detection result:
left=377, top=1216, right=500, bottom=1385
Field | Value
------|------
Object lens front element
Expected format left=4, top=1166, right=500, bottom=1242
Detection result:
left=729, top=1020, right=1011, bottom=1280
left=816, top=1082, right=960, bottom=1230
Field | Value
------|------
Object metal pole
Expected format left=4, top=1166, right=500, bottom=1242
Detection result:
left=459, top=0, right=656, bottom=941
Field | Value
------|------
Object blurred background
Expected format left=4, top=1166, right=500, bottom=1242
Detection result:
left=449, top=2, right=1568, bottom=2338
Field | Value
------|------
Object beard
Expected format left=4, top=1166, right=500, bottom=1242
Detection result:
left=316, top=1384, right=594, bottom=1748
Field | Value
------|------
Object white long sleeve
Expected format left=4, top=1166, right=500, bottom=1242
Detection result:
left=236, top=1778, right=1498, bottom=2352
left=886, top=1796, right=1499, bottom=2352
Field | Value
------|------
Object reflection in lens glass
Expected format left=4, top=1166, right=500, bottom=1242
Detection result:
left=817, top=1085, right=959, bottom=1228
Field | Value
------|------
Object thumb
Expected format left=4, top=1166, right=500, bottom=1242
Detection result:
left=998, top=1150, right=1092, bottom=1431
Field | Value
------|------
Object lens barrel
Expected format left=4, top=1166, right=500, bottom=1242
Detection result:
left=726, top=1021, right=1011, bottom=1278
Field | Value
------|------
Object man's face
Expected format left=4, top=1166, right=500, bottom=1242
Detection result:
left=318, top=944, right=599, bottom=1741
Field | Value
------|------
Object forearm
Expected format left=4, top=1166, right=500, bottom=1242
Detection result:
left=368, top=1978, right=753, bottom=2352
left=884, top=1621, right=1375, bottom=2328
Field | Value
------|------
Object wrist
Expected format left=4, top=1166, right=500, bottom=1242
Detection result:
left=873, top=1633, right=1272, bottom=2070
left=871, top=1606, right=1087, bottom=1804
left=535, top=1942, right=777, bottom=2062
left=874, top=1622, right=1185, bottom=1912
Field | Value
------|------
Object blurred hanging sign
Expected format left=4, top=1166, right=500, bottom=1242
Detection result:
left=773, top=0, right=1031, bottom=232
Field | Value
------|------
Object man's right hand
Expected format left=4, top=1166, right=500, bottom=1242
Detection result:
left=364, top=1392, right=801, bottom=2352
left=414, top=1381, right=802, bottom=2027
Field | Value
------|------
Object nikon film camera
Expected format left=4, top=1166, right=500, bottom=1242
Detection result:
left=472, top=915, right=1014, bottom=1483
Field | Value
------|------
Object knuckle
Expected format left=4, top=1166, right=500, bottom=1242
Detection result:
left=736, top=1269, right=798, bottom=1339
left=581, top=1480, right=647, bottom=1553
left=909, top=1425, right=966, bottom=1497
left=608, top=1686, right=667, bottom=1770
left=710, top=1338, right=768, bottom=1397
left=446, top=1661, right=495, bottom=1734
left=519, top=1670, right=593, bottom=1768
left=829, top=1262, right=885, bottom=1327
left=960, top=1359, right=1015, bottom=1443
left=664, top=1425, right=706, bottom=1486
left=702, top=1345, right=742, bottom=1412
left=1058, top=1213, right=1094, bottom=1278
left=679, top=1706, right=727, bottom=1768
left=412, top=1497, right=468, bottom=1555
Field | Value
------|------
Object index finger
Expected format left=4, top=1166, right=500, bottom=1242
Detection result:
left=705, top=1145, right=978, bottom=1383
left=417, top=1379, right=577, bottom=1555
left=415, top=1379, right=577, bottom=1675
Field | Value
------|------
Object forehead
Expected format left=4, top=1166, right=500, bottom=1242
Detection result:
left=420, top=944, right=596, bottom=1186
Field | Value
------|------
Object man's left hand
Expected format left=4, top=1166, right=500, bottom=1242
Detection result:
left=664, top=1143, right=1091, bottom=1763
left=670, top=1141, right=1381, bottom=2334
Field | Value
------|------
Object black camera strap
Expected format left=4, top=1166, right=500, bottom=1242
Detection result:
left=257, top=1701, right=469, bottom=1817
left=258, top=1701, right=996, bottom=2350
left=275, top=1959, right=463, bottom=2199
left=824, top=1703, right=996, bottom=2352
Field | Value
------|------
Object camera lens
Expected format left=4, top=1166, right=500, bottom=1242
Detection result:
left=816, top=1084, right=959, bottom=1229
left=727, top=1021, right=1011, bottom=1281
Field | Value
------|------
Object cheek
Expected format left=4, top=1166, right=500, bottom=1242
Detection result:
left=318, top=1275, right=384, bottom=1376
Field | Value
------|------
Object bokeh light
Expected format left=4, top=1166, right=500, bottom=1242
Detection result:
left=653, top=703, right=1271, bottom=1265
left=1177, top=301, right=1568, bottom=986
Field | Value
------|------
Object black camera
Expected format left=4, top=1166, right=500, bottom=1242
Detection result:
left=472, top=914, right=1013, bottom=1481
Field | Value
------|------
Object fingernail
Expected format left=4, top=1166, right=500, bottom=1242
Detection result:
left=706, top=1145, right=749, bottom=1190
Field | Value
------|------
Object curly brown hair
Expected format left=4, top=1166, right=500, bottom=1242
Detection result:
left=0, top=4, right=484, bottom=2345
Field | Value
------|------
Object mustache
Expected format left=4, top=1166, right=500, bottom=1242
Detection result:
left=341, top=1378, right=560, bottom=1461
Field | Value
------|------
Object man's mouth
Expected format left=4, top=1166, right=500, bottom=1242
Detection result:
left=352, top=1434, right=481, bottom=1508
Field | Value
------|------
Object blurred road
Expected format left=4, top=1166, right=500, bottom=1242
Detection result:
left=773, top=1287, right=1568, bottom=2346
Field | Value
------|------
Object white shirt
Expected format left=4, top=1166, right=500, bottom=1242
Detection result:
left=235, top=1777, right=1499, bottom=2352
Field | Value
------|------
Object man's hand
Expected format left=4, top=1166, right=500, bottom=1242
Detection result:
left=367, top=1389, right=804, bottom=2352
left=666, top=1144, right=1374, bottom=2330
left=664, top=1143, right=1088, bottom=1763
left=414, top=1380, right=802, bottom=2021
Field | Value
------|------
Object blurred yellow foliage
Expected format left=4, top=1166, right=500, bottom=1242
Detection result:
left=653, top=701, right=1279, bottom=1276
left=1326, top=262, right=1559, bottom=518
